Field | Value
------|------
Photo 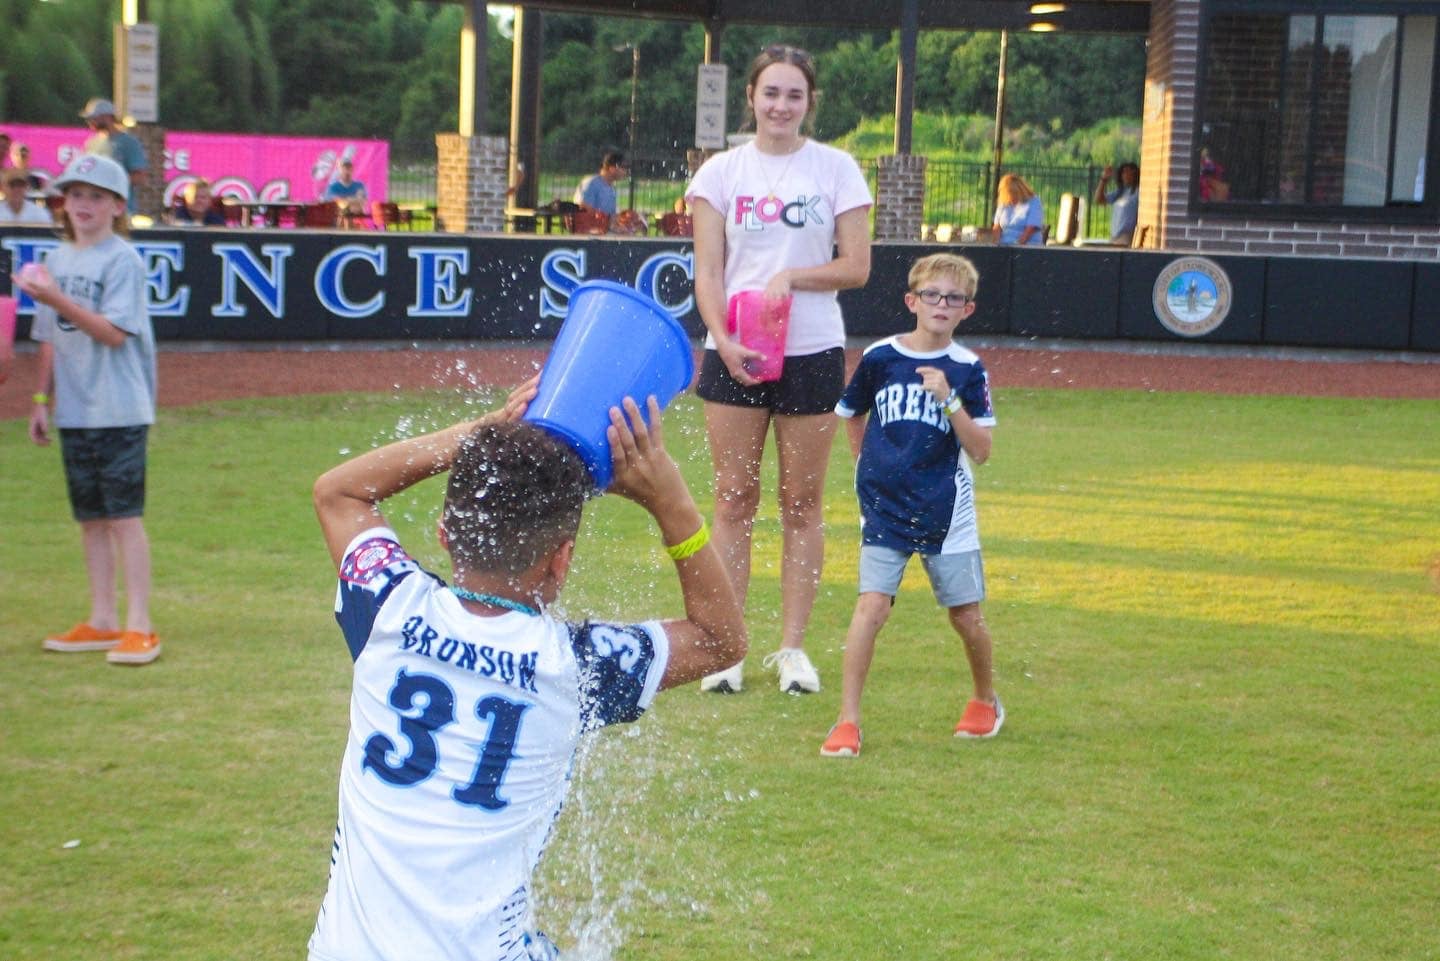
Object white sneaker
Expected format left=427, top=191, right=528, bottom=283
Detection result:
left=763, top=648, right=820, bottom=694
left=700, top=661, right=744, bottom=693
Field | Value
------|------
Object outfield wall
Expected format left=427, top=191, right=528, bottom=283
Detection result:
left=3, top=228, right=1436, bottom=352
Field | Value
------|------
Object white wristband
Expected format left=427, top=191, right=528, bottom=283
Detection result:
left=942, top=393, right=963, bottom=416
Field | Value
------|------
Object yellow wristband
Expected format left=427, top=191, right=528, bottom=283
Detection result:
left=32, top=392, right=49, bottom=406
left=942, top=393, right=963, bottom=416
left=664, top=520, right=710, bottom=561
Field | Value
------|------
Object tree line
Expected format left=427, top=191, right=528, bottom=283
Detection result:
left=0, top=0, right=1144, bottom=169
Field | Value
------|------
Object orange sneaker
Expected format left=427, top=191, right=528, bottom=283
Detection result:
left=820, top=721, right=862, bottom=758
left=954, top=696, right=1005, bottom=739
left=106, top=631, right=162, bottom=665
left=42, top=623, right=123, bottom=652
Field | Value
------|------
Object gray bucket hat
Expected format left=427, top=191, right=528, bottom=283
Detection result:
left=53, top=154, right=130, bottom=202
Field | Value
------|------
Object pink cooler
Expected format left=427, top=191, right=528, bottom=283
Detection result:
left=726, top=290, right=791, bottom=383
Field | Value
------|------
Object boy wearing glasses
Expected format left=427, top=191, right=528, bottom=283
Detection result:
left=822, top=253, right=1001, bottom=758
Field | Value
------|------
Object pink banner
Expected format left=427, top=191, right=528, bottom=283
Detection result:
left=2, top=124, right=389, bottom=205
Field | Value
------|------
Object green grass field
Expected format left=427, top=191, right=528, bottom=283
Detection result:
left=2, top=385, right=1438, bottom=961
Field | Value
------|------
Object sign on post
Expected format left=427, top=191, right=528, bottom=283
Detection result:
left=695, top=64, right=728, bottom=150
left=114, top=22, right=160, bottom=123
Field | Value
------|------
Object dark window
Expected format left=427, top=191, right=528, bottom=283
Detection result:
left=1199, top=6, right=1436, bottom=216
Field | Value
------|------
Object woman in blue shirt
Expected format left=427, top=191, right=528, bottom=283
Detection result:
left=991, top=173, right=1044, bottom=246
left=1093, top=162, right=1139, bottom=245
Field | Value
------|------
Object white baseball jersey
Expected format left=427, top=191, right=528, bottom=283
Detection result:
left=308, top=528, right=670, bottom=961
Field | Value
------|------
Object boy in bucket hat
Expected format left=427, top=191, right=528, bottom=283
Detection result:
left=15, top=153, right=162, bottom=665
left=80, top=97, right=148, bottom=213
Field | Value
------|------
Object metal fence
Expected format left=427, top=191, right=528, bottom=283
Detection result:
left=534, top=149, right=694, bottom=217
left=389, top=141, right=1113, bottom=241
left=859, top=156, right=1111, bottom=242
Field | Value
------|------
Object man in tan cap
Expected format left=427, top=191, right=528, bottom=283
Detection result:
left=80, top=98, right=148, bottom=213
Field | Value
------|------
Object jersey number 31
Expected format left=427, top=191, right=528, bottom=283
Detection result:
left=362, top=669, right=530, bottom=810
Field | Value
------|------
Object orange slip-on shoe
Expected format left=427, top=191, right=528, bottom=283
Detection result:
left=42, top=623, right=124, bottom=652
left=820, top=722, right=862, bottom=758
left=106, top=631, right=162, bottom=665
left=953, top=696, right=1005, bottom=739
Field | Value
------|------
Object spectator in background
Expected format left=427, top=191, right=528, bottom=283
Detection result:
left=9, top=144, right=49, bottom=191
left=0, top=131, right=11, bottom=169
left=80, top=98, right=148, bottom=214
left=1093, top=162, right=1140, bottom=246
left=1, top=167, right=52, bottom=224
left=574, top=152, right=646, bottom=235
left=322, top=158, right=367, bottom=215
left=1199, top=148, right=1229, bottom=202
left=992, top=173, right=1044, bottom=246
left=573, top=151, right=628, bottom=219
left=169, top=178, right=226, bottom=226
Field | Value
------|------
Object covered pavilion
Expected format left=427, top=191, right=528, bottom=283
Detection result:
left=437, top=0, right=1440, bottom=262
left=107, top=0, right=1439, bottom=261
left=438, top=0, right=1150, bottom=237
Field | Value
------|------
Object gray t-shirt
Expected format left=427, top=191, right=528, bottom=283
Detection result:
left=29, top=234, right=157, bottom=429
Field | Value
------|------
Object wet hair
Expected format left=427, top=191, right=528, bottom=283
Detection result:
left=997, top=173, right=1036, bottom=205
left=442, top=421, right=590, bottom=575
left=908, top=252, right=980, bottom=298
left=744, top=43, right=819, bottom=131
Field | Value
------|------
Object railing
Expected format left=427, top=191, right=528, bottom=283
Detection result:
left=859, top=156, right=1111, bottom=242
left=389, top=142, right=1114, bottom=241
left=534, top=148, right=695, bottom=219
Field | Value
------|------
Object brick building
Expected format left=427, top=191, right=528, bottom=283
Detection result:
left=1140, top=0, right=1439, bottom=260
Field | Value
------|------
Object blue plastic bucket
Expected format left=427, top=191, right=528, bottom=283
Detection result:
left=524, top=280, right=694, bottom=489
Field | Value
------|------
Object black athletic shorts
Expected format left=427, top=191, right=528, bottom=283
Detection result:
left=59, top=426, right=149, bottom=521
left=695, top=346, right=846, bottom=416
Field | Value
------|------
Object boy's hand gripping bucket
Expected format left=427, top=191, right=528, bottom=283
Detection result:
left=524, top=280, right=694, bottom=489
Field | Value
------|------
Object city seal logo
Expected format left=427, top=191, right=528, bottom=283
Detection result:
left=1152, top=257, right=1232, bottom=337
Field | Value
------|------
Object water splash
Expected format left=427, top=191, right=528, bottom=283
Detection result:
left=530, top=713, right=760, bottom=960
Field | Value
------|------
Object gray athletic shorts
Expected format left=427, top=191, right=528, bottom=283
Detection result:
left=858, top=544, right=986, bottom=607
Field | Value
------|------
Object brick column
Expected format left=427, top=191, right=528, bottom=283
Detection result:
left=131, top=123, right=166, bottom=218
left=435, top=133, right=509, bottom=233
left=1139, top=0, right=1201, bottom=249
left=873, top=154, right=926, bottom=241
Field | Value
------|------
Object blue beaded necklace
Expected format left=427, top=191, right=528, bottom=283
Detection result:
left=449, top=585, right=539, bottom=617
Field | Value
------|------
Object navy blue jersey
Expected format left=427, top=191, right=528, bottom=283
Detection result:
left=836, top=336, right=996, bottom=554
